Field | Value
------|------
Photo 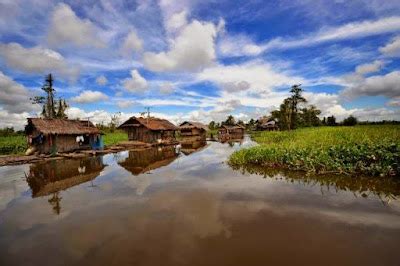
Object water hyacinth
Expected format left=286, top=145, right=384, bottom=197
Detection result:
left=229, top=126, right=400, bottom=177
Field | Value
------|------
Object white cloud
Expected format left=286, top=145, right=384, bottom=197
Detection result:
left=47, top=3, right=105, bottom=48
left=218, top=34, right=263, bottom=57
left=96, top=75, right=108, bottom=86
left=120, top=30, right=143, bottom=56
left=198, top=60, right=305, bottom=93
left=355, top=60, right=385, bottom=75
left=341, top=71, right=400, bottom=99
left=165, top=10, right=188, bottom=34
left=0, top=71, right=39, bottom=114
left=159, top=82, right=175, bottom=95
left=122, top=69, right=148, bottom=93
left=387, top=97, right=400, bottom=107
left=0, top=43, right=79, bottom=80
left=379, top=35, right=400, bottom=57
left=71, top=90, right=109, bottom=103
left=142, top=20, right=218, bottom=72
left=117, top=100, right=135, bottom=109
left=0, top=109, right=31, bottom=130
left=225, top=16, right=400, bottom=56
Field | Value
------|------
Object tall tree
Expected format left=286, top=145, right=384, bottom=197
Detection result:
left=288, top=84, right=306, bottom=130
left=32, top=74, right=69, bottom=119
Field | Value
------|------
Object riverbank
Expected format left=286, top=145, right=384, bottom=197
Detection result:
left=229, top=125, right=400, bottom=177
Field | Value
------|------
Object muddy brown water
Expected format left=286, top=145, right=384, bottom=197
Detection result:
left=0, top=136, right=399, bottom=266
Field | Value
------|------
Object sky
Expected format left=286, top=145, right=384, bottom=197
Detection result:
left=0, top=0, right=400, bottom=129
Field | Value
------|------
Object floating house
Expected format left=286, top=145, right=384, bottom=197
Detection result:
left=218, top=125, right=245, bottom=136
left=257, top=116, right=279, bottom=131
left=25, top=118, right=103, bottom=154
left=179, top=121, right=208, bottom=141
left=118, top=116, right=178, bottom=145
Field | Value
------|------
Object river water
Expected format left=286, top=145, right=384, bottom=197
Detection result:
left=0, top=136, right=399, bottom=266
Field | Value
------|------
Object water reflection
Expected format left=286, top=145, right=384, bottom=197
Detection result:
left=181, top=140, right=208, bottom=155
left=0, top=139, right=400, bottom=266
left=118, top=146, right=179, bottom=176
left=26, top=157, right=105, bottom=214
left=230, top=164, right=400, bottom=201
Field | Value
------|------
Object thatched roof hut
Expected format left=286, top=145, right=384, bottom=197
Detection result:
left=118, top=116, right=178, bottom=144
left=257, top=116, right=279, bottom=131
left=218, top=124, right=245, bottom=141
left=179, top=121, right=209, bottom=141
left=25, top=118, right=103, bottom=154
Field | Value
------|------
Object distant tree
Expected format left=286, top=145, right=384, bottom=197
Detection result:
left=109, top=112, right=122, bottom=132
left=272, top=98, right=292, bottom=130
left=299, top=105, right=321, bottom=127
left=223, top=115, right=236, bottom=126
left=322, top=117, right=327, bottom=126
left=288, top=84, right=307, bottom=130
left=247, top=118, right=256, bottom=130
left=237, top=120, right=245, bottom=127
left=32, top=74, right=69, bottom=119
left=208, top=121, right=216, bottom=130
left=326, top=116, right=337, bottom=126
left=342, top=115, right=358, bottom=126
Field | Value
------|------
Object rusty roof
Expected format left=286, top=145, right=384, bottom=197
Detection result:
left=119, top=116, right=177, bottom=131
left=179, top=121, right=209, bottom=131
left=26, top=118, right=100, bottom=135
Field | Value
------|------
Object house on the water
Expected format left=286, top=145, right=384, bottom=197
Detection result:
left=25, top=118, right=103, bottom=154
left=218, top=124, right=245, bottom=140
left=257, top=116, right=279, bottom=131
left=179, top=121, right=208, bottom=141
left=118, top=116, right=178, bottom=145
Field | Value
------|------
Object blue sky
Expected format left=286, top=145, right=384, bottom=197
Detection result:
left=0, top=0, right=399, bottom=128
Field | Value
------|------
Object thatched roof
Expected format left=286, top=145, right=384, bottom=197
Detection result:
left=119, top=116, right=177, bottom=131
left=220, top=124, right=245, bottom=130
left=26, top=118, right=100, bottom=135
left=179, top=121, right=209, bottom=131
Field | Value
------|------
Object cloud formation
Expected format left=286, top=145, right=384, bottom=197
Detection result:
left=72, top=90, right=109, bottom=103
left=143, top=20, right=219, bottom=72
left=380, top=35, right=400, bottom=57
left=48, top=3, right=105, bottom=48
left=0, top=43, right=79, bottom=80
left=122, top=69, right=148, bottom=93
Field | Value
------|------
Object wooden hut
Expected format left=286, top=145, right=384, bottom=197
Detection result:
left=118, top=116, right=178, bottom=145
left=118, top=146, right=179, bottom=175
left=218, top=124, right=245, bottom=139
left=257, top=116, right=279, bottom=131
left=179, top=121, right=208, bottom=141
left=25, top=118, right=103, bottom=154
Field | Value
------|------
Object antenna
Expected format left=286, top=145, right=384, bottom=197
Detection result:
left=145, top=107, right=151, bottom=118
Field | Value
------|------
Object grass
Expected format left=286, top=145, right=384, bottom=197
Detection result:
left=103, top=130, right=128, bottom=146
left=229, top=125, right=400, bottom=177
left=0, top=135, right=27, bottom=155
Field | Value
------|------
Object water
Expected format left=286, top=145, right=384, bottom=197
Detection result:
left=0, top=136, right=399, bottom=266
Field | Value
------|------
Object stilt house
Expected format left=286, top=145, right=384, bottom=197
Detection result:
left=118, top=116, right=178, bottom=144
left=218, top=124, right=245, bottom=139
left=179, top=121, right=208, bottom=141
left=25, top=118, right=103, bottom=154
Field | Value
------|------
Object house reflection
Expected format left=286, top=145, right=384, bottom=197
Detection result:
left=180, top=140, right=208, bottom=155
left=26, top=156, right=105, bottom=214
left=118, top=146, right=179, bottom=176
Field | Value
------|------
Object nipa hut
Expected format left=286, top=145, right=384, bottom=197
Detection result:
left=179, top=121, right=208, bottom=141
left=218, top=124, right=245, bottom=139
left=118, top=116, right=178, bottom=144
left=257, top=116, right=279, bottom=131
left=25, top=118, right=103, bottom=155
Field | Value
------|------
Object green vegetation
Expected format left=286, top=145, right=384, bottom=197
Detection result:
left=229, top=125, right=400, bottom=177
left=0, top=135, right=27, bottom=155
left=103, top=130, right=128, bottom=146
